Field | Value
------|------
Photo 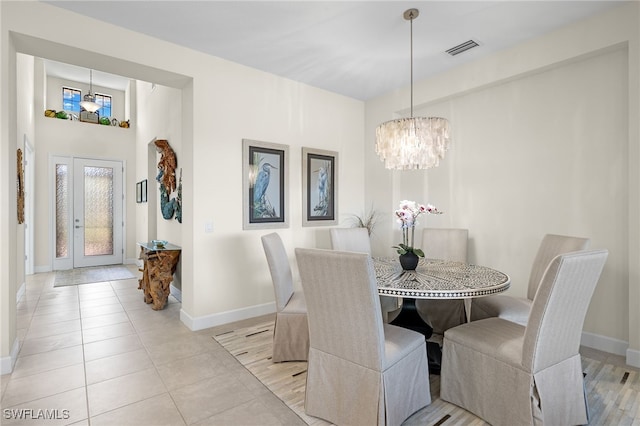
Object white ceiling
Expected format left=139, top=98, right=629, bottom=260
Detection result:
left=43, top=1, right=628, bottom=100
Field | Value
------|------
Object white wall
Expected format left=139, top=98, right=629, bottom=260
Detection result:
left=365, top=2, right=640, bottom=362
left=0, top=0, right=365, bottom=362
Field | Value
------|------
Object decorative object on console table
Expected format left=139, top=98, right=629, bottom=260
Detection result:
left=393, top=200, right=442, bottom=270
left=138, top=241, right=181, bottom=310
left=301, top=147, right=338, bottom=227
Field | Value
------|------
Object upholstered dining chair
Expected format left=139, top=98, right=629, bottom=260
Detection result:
left=330, top=227, right=400, bottom=321
left=295, top=248, right=431, bottom=426
left=261, top=232, right=309, bottom=362
left=471, top=233, right=590, bottom=325
left=413, top=228, right=469, bottom=333
left=440, top=249, right=607, bottom=426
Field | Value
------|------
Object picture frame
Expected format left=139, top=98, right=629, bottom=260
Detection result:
left=242, top=139, right=289, bottom=230
left=136, top=181, right=142, bottom=203
left=141, top=179, right=148, bottom=203
left=302, top=147, right=338, bottom=226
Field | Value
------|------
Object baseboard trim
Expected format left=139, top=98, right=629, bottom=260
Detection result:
left=180, top=302, right=276, bottom=331
left=581, top=331, right=628, bottom=357
left=1, top=337, right=20, bottom=375
left=170, top=285, right=182, bottom=302
left=34, top=265, right=51, bottom=273
left=626, top=348, right=640, bottom=368
left=16, top=281, right=25, bottom=302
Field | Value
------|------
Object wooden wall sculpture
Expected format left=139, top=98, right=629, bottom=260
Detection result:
left=17, top=149, right=24, bottom=224
left=154, top=139, right=182, bottom=223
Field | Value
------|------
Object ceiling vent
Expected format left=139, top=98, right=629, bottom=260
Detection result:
left=445, top=39, right=480, bottom=56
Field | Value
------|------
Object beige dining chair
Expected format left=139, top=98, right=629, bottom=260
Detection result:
left=261, top=232, right=309, bottom=362
left=295, top=248, right=431, bottom=426
left=440, top=249, right=607, bottom=426
left=329, top=227, right=401, bottom=321
left=413, top=228, right=469, bottom=333
left=471, top=233, right=590, bottom=325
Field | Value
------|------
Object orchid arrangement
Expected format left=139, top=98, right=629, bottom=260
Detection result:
left=393, top=200, right=442, bottom=257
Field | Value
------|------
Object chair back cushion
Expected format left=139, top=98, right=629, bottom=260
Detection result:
left=421, top=228, right=468, bottom=262
left=261, top=233, right=294, bottom=312
left=329, top=228, right=372, bottom=255
left=522, top=249, right=607, bottom=373
left=526, top=234, right=590, bottom=300
left=295, top=248, right=385, bottom=370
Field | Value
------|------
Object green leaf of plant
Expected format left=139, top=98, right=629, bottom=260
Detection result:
left=413, top=248, right=425, bottom=257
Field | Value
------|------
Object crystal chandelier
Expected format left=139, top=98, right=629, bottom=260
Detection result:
left=375, top=8, right=451, bottom=170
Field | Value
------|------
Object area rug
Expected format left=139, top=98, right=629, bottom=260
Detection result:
left=212, top=319, right=640, bottom=426
left=212, top=321, right=327, bottom=425
left=53, top=265, right=137, bottom=287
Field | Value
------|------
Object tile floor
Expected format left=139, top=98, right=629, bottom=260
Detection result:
left=0, top=268, right=304, bottom=425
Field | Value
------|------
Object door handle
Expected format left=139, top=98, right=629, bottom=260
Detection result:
left=75, top=225, right=83, bottom=228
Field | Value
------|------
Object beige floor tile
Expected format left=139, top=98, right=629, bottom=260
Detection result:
left=86, top=368, right=167, bottom=417
left=32, top=301, right=79, bottom=316
left=80, top=312, right=130, bottom=330
left=78, top=290, right=117, bottom=301
left=1, top=373, right=10, bottom=399
left=1, top=387, right=87, bottom=426
left=78, top=282, right=114, bottom=293
left=144, top=333, right=213, bottom=366
left=89, top=393, right=186, bottom=426
left=136, top=321, right=193, bottom=347
left=28, top=310, right=80, bottom=327
left=83, top=334, right=143, bottom=362
left=80, top=303, right=124, bottom=319
left=81, top=321, right=136, bottom=344
left=194, top=398, right=287, bottom=426
left=18, top=330, right=82, bottom=357
left=25, top=319, right=81, bottom=340
left=170, top=372, right=257, bottom=425
left=155, top=351, right=231, bottom=391
left=1, top=364, right=85, bottom=408
left=78, top=296, right=120, bottom=309
left=12, top=346, right=84, bottom=379
left=35, top=294, right=79, bottom=307
left=110, top=279, right=139, bottom=291
left=85, top=348, right=151, bottom=385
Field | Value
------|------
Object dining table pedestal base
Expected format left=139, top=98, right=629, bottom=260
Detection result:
left=389, top=297, right=442, bottom=374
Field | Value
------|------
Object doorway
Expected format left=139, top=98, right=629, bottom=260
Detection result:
left=52, top=156, right=124, bottom=270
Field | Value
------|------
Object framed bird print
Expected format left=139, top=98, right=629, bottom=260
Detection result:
left=242, top=139, right=289, bottom=230
left=302, top=147, right=338, bottom=227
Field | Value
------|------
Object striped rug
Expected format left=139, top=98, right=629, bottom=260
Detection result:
left=212, top=319, right=640, bottom=425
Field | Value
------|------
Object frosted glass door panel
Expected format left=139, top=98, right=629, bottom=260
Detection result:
left=83, top=166, right=114, bottom=256
left=73, top=158, right=123, bottom=268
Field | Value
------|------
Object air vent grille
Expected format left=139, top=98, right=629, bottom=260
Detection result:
left=446, top=40, right=480, bottom=56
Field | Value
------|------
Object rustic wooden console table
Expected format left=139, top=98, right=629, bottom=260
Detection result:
left=138, top=241, right=181, bottom=310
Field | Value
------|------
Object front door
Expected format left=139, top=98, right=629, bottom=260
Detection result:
left=53, top=156, right=123, bottom=270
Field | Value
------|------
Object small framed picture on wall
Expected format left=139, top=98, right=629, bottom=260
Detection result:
left=302, top=147, right=338, bottom=226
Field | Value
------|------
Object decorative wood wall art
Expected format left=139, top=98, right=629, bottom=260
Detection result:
left=154, top=139, right=181, bottom=223
left=17, top=149, right=25, bottom=224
